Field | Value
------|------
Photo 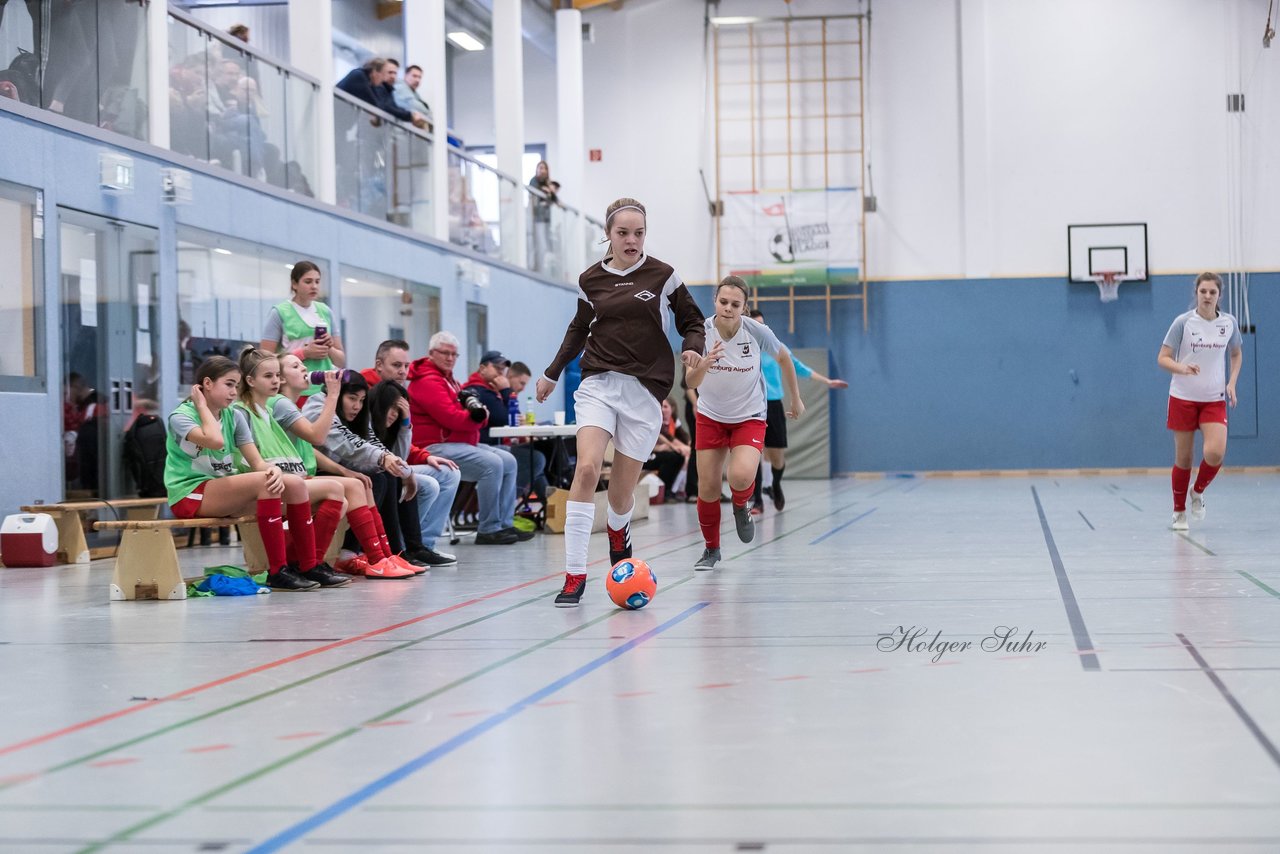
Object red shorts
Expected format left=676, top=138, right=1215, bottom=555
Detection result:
left=695, top=412, right=767, bottom=451
left=170, top=482, right=208, bottom=519
left=1166, top=396, right=1227, bottom=431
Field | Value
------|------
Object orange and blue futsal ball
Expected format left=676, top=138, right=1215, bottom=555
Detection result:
left=605, top=559, right=657, bottom=610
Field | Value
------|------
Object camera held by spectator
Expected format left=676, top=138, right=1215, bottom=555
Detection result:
left=457, top=388, right=489, bottom=423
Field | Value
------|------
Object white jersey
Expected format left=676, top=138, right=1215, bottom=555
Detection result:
left=1163, top=309, right=1241, bottom=402
left=695, top=316, right=784, bottom=424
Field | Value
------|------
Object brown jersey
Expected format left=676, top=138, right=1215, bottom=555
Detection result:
left=544, top=254, right=706, bottom=402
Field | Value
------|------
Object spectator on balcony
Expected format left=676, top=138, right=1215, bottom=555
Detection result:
left=394, top=64, right=433, bottom=128
left=228, top=23, right=250, bottom=44
left=528, top=161, right=558, bottom=273
left=337, top=58, right=426, bottom=129
left=383, top=59, right=428, bottom=131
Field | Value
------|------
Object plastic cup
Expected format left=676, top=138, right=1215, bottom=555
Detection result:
left=553, top=411, right=566, bottom=426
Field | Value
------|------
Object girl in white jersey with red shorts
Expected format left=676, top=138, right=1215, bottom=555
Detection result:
left=684, top=277, right=804, bottom=570
left=1157, top=272, right=1243, bottom=531
left=537, top=198, right=706, bottom=607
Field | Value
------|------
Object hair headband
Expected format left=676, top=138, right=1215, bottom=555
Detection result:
left=605, top=205, right=645, bottom=227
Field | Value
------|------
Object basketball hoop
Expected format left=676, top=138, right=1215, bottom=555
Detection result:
left=1093, top=272, right=1124, bottom=303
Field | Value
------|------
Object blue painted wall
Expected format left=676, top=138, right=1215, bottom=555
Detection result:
left=692, top=276, right=1276, bottom=473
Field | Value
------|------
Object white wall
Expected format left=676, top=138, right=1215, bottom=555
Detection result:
left=450, top=41, right=560, bottom=175
left=551, top=0, right=1280, bottom=282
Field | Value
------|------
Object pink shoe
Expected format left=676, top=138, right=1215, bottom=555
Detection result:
left=391, top=554, right=427, bottom=576
left=334, top=555, right=371, bottom=576
left=364, top=557, right=415, bottom=579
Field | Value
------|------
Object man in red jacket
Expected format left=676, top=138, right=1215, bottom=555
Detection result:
left=407, top=331, right=523, bottom=545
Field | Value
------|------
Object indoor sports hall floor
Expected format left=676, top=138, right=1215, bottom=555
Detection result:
left=1, top=475, right=1279, bottom=853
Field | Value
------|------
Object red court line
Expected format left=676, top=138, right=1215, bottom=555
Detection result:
left=697, top=682, right=736, bottom=690
left=89, top=758, right=139, bottom=768
left=185, top=744, right=233, bottom=754
left=0, top=572, right=557, bottom=758
left=0, top=525, right=701, bottom=760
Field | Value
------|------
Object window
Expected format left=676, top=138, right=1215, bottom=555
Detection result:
left=340, top=268, right=441, bottom=367
left=465, top=301, right=487, bottom=373
left=0, top=182, right=44, bottom=389
left=176, top=233, right=317, bottom=391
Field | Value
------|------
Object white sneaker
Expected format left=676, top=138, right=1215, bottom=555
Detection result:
left=1170, top=511, right=1189, bottom=531
left=1189, top=490, right=1206, bottom=520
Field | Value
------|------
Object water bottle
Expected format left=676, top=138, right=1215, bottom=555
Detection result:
left=524, top=396, right=536, bottom=425
left=507, top=395, right=520, bottom=426
left=309, top=369, right=354, bottom=385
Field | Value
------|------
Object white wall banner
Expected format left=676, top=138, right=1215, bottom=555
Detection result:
left=723, top=189, right=862, bottom=286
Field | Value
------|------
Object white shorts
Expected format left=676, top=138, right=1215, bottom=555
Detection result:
left=573, top=372, right=662, bottom=462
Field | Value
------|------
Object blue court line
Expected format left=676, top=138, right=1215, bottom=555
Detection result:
left=810, top=508, right=877, bottom=545
left=245, top=602, right=710, bottom=854
left=1031, top=486, right=1099, bottom=672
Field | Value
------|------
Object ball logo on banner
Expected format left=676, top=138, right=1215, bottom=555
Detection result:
left=724, top=190, right=862, bottom=287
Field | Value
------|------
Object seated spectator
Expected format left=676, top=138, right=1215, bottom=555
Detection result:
left=642, top=397, right=691, bottom=501
left=274, top=355, right=413, bottom=580
left=360, top=338, right=412, bottom=388
left=336, top=58, right=426, bottom=128
left=462, top=350, right=514, bottom=445
left=407, top=332, right=528, bottom=545
left=362, top=344, right=461, bottom=566
left=302, top=373, right=424, bottom=575
left=495, top=360, right=552, bottom=503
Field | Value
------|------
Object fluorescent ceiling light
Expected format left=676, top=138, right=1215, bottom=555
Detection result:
left=711, top=16, right=763, bottom=25
left=345, top=277, right=359, bottom=283
left=213, top=248, right=233, bottom=255
left=447, top=31, right=484, bottom=51
left=284, top=263, right=295, bottom=269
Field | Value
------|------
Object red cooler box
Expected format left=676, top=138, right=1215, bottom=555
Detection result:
left=2, top=513, right=58, bottom=567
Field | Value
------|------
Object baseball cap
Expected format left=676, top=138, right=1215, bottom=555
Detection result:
left=480, top=350, right=510, bottom=366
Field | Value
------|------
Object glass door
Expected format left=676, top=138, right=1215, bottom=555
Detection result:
left=59, top=211, right=160, bottom=500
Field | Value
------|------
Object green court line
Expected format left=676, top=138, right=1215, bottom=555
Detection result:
left=1239, top=571, right=1280, bottom=599
left=3, top=524, right=726, bottom=796
left=1177, top=532, right=1216, bottom=556
left=74, top=575, right=699, bottom=854
left=0, top=592, right=553, bottom=792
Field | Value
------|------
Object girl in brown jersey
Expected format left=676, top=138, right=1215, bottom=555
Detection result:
left=537, top=198, right=707, bottom=607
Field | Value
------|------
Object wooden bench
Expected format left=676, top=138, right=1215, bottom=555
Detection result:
left=20, top=498, right=168, bottom=564
left=94, top=516, right=348, bottom=602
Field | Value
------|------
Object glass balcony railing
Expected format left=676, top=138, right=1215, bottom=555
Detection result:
left=0, top=2, right=608, bottom=285
left=0, top=0, right=150, bottom=141
left=334, top=89, right=434, bottom=232
left=168, top=8, right=319, bottom=196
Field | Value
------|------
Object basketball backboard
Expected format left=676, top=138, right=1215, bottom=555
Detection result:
left=1067, top=223, right=1148, bottom=283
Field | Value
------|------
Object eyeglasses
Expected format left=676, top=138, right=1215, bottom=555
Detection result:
left=431, top=348, right=459, bottom=358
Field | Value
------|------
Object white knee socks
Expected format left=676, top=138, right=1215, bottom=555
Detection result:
left=565, top=500, right=595, bottom=575
left=606, top=501, right=633, bottom=531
